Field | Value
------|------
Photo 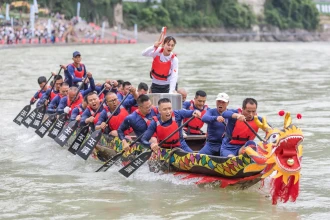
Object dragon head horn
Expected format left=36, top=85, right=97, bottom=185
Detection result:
left=284, top=112, right=292, bottom=129
left=254, top=115, right=270, bottom=131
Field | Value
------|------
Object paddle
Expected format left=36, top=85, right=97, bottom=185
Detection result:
left=13, top=73, right=54, bottom=126
left=76, top=92, right=131, bottom=160
left=29, top=104, right=47, bottom=129
left=118, top=116, right=195, bottom=178
left=67, top=125, right=90, bottom=154
left=47, top=77, right=88, bottom=139
left=243, top=120, right=265, bottom=142
left=21, top=106, right=41, bottom=128
left=35, top=113, right=58, bottom=137
left=67, top=89, right=108, bottom=154
left=29, top=67, right=63, bottom=129
left=95, top=132, right=146, bottom=172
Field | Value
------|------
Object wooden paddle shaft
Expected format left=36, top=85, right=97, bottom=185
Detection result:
left=243, top=120, right=265, bottom=142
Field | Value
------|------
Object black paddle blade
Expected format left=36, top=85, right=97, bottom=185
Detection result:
left=76, top=130, right=102, bottom=160
left=48, top=113, right=67, bottom=139
left=118, top=151, right=153, bottom=178
left=35, top=114, right=57, bottom=138
left=13, top=104, right=31, bottom=125
left=21, top=107, right=39, bottom=128
left=54, top=120, right=79, bottom=147
left=68, top=126, right=89, bottom=154
left=95, top=152, right=124, bottom=172
left=30, top=105, right=47, bottom=129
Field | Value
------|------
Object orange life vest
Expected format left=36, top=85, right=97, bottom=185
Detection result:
left=67, top=93, right=83, bottom=116
left=87, top=106, right=101, bottom=124
left=135, top=109, right=153, bottom=126
left=150, top=48, right=175, bottom=81
left=77, top=105, right=85, bottom=115
left=68, top=63, right=85, bottom=78
left=229, top=119, right=259, bottom=145
left=153, top=113, right=180, bottom=148
left=105, top=106, right=132, bottom=135
left=183, top=100, right=208, bottom=134
left=50, top=90, right=58, bottom=101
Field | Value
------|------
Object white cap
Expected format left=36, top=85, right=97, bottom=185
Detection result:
left=216, top=93, right=229, bottom=102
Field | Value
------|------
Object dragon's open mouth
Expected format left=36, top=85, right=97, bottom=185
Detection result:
left=275, top=134, right=304, bottom=173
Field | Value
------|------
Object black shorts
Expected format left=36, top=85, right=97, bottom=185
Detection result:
left=150, top=83, right=170, bottom=93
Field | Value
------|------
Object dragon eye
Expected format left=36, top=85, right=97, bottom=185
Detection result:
left=268, top=133, right=279, bottom=143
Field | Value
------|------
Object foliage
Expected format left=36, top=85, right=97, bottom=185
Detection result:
left=1, top=0, right=320, bottom=31
left=123, top=0, right=256, bottom=29
left=264, top=0, right=319, bottom=30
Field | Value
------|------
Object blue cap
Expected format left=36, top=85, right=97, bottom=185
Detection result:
left=73, top=51, right=81, bottom=57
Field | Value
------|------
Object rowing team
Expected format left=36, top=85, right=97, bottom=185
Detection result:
left=28, top=64, right=269, bottom=160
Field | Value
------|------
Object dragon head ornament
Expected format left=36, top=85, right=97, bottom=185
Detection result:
left=244, top=112, right=304, bottom=204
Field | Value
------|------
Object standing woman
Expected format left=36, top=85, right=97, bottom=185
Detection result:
left=142, top=29, right=178, bottom=93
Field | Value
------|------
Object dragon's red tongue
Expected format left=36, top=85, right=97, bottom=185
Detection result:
left=276, top=136, right=302, bottom=171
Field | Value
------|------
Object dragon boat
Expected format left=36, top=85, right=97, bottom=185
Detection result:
left=92, top=111, right=303, bottom=205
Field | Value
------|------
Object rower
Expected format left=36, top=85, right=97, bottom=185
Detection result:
left=30, top=76, right=50, bottom=104
left=220, top=98, right=270, bottom=157
left=61, top=51, right=87, bottom=87
left=57, top=72, right=96, bottom=115
left=80, top=92, right=104, bottom=127
left=124, top=82, right=149, bottom=113
left=141, top=98, right=201, bottom=153
left=118, top=94, right=158, bottom=152
left=115, top=79, right=124, bottom=99
left=183, top=90, right=209, bottom=135
left=37, top=75, right=63, bottom=107
left=95, top=91, right=135, bottom=136
left=198, top=93, right=236, bottom=156
left=46, top=82, right=69, bottom=114
left=69, top=96, right=88, bottom=122
left=117, top=81, right=131, bottom=101
left=177, top=88, right=187, bottom=104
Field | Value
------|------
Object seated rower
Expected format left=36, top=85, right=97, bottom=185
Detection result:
left=95, top=90, right=135, bottom=136
left=80, top=92, right=104, bottom=127
left=37, top=75, right=63, bottom=107
left=177, top=88, right=187, bottom=104
left=115, top=79, right=124, bottom=98
left=118, top=94, right=158, bottom=152
left=57, top=72, right=95, bottom=115
left=141, top=98, right=201, bottom=153
left=30, top=75, right=51, bottom=104
left=183, top=90, right=209, bottom=135
left=198, top=93, right=238, bottom=156
left=46, top=82, right=69, bottom=114
left=220, top=98, right=269, bottom=157
left=117, top=81, right=131, bottom=101
left=69, top=96, right=88, bottom=122
left=124, top=82, right=149, bottom=113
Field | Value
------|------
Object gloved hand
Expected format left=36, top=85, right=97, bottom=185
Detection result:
left=64, top=106, right=71, bottom=114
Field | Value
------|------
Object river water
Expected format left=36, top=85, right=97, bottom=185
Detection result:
left=0, top=42, right=329, bottom=219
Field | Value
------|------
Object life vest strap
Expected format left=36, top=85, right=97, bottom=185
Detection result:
left=231, top=135, right=250, bottom=141
left=150, top=69, right=170, bottom=79
left=160, top=139, right=179, bottom=145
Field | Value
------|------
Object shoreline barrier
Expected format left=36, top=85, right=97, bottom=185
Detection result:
left=0, top=37, right=137, bottom=47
